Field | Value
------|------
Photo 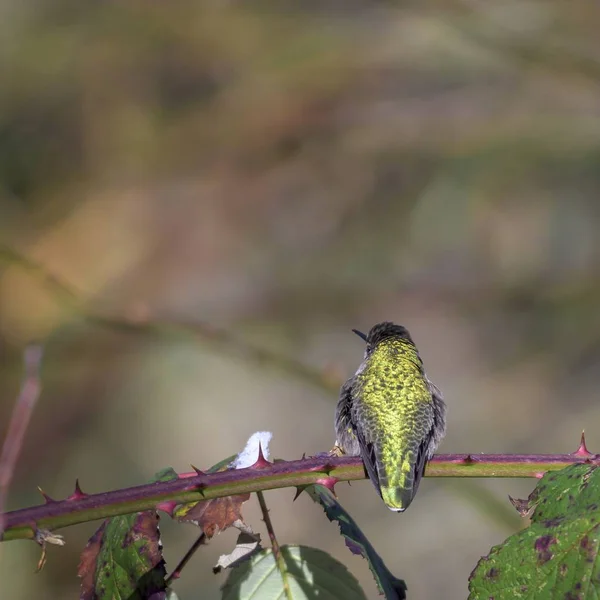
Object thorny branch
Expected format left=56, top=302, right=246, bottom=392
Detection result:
left=1, top=434, right=598, bottom=543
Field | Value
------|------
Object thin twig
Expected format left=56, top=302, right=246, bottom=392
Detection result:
left=165, top=532, right=207, bottom=586
left=0, top=244, right=338, bottom=392
left=0, top=345, right=44, bottom=539
left=256, top=491, right=293, bottom=600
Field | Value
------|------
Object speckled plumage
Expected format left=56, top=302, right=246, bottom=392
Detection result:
left=335, top=322, right=446, bottom=512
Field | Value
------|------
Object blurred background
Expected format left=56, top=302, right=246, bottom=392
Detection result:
left=2, top=1, right=600, bottom=598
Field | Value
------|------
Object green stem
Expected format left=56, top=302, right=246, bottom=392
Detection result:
left=257, top=491, right=293, bottom=600
left=165, top=532, right=207, bottom=586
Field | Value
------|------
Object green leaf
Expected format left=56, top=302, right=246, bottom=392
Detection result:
left=221, top=544, right=367, bottom=600
left=153, top=466, right=180, bottom=482
left=469, top=464, right=600, bottom=599
left=306, top=485, right=407, bottom=600
left=78, top=468, right=178, bottom=598
left=78, top=511, right=167, bottom=600
left=207, top=454, right=238, bottom=473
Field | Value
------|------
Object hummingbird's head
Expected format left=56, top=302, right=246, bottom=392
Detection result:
left=352, top=321, right=414, bottom=355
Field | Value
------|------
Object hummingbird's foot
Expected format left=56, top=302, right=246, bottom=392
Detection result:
left=328, top=444, right=345, bottom=457
left=312, top=444, right=345, bottom=460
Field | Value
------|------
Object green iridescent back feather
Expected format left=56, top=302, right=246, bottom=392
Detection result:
left=355, top=339, right=433, bottom=507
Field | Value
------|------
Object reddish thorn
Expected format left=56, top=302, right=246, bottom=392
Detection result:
left=37, top=487, right=55, bottom=504
left=191, top=464, right=206, bottom=476
left=316, top=476, right=339, bottom=495
left=534, top=472, right=545, bottom=479
left=573, top=431, right=594, bottom=458
left=156, top=501, right=177, bottom=516
left=292, top=486, right=306, bottom=502
left=250, top=441, right=272, bottom=469
left=301, top=452, right=307, bottom=460
left=67, top=479, right=87, bottom=501
left=463, top=455, right=477, bottom=465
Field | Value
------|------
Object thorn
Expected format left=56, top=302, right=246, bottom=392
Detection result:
left=321, top=462, right=335, bottom=475
left=316, top=476, right=339, bottom=496
left=196, top=482, right=207, bottom=498
left=250, top=441, right=271, bottom=470
left=463, top=455, right=478, bottom=465
left=156, top=500, right=177, bottom=516
left=508, top=495, right=532, bottom=517
left=573, top=431, right=594, bottom=458
left=292, top=486, right=307, bottom=502
left=37, top=487, right=55, bottom=504
left=301, top=452, right=306, bottom=460
left=307, top=460, right=337, bottom=474
left=191, top=464, right=206, bottom=476
left=67, top=479, right=87, bottom=501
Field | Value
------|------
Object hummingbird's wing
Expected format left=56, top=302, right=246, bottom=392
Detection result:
left=426, top=380, right=447, bottom=459
left=337, top=377, right=381, bottom=490
left=335, top=377, right=361, bottom=455
left=348, top=392, right=384, bottom=502
left=410, top=424, right=434, bottom=502
left=356, top=429, right=381, bottom=501
left=412, top=380, right=447, bottom=500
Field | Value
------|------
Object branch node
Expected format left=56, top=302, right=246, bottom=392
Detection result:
left=321, top=462, right=336, bottom=475
left=316, top=476, right=339, bottom=496
left=34, top=528, right=65, bottom=571
left=156, top=501, right=177, bottom=516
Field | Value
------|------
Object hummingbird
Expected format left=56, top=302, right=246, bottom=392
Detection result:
left=334, top=322, right=446, bottom=512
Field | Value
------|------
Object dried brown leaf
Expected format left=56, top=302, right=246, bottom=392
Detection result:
left=177, top=494, right=251, bottom=538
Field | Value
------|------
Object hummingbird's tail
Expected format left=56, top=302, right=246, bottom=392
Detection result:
left=380, top=485, right=414, bottom=512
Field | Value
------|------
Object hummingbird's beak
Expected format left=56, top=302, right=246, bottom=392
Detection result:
left=352, top=329, right=368, bottom=342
